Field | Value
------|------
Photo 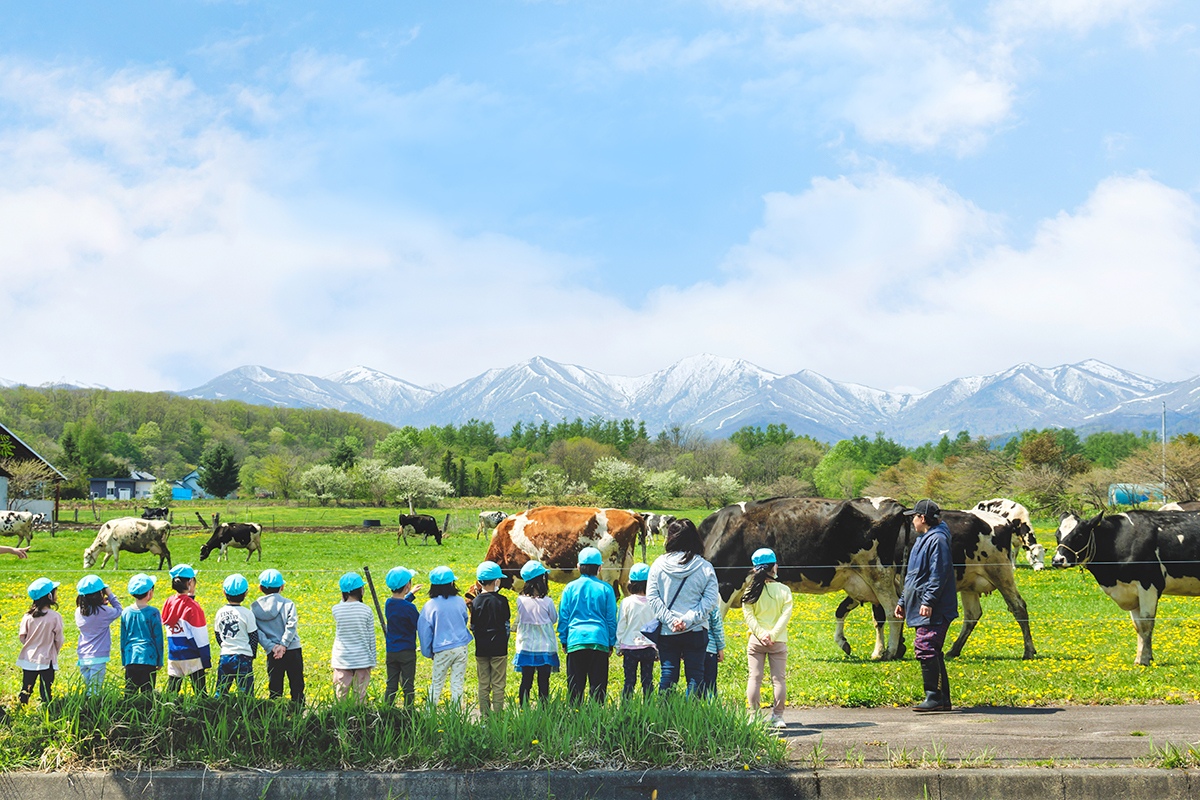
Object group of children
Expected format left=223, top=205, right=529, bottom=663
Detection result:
left=15, top=547, right=792, bottom=721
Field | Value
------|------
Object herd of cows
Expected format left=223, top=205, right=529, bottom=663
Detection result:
left=4, top=496, right=1200, bottom=667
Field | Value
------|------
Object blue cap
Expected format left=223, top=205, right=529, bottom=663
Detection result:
left=169, top=564, right=197, bottom=580
left=338, top=572, right=365, bottom=593
left=223, top=573, right=250, bottom=595
left=27, top=577, right=60, bottom=601
left=127, top=573, right=157, bottom=596
left=76, top=574, right=107, bottom=595
left=578, top=547, right=602, bottom=566
left=429, top=566, right=456, bottom=585
left=628, top=562, right=650, bottom=582
left=386, top=567, right=414, bottom=591
left=520, top=561, right=547, bottom=581
left=258, top=568, right=285, bottom=588
left=752, top=548, right=777, bottom=567
left=476, top=560, right=503, bottom=582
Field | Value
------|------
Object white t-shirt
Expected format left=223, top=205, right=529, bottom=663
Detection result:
left=213, top=604, right=257, bottom=657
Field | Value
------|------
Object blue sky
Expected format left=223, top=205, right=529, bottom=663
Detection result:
left=1, top=0, right=1198, bottom=394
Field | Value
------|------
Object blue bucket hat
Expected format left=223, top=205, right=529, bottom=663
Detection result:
left=169, top=564, right=197, bottom=580
left=578, top=547, right=603, bottom=566
left=429, top=566, right=456, bottom=585
left=752, top=548, right=777, bottom=567
left=520, top=561, right=547, bottom=581
left=628, top=562, right=650, bottom=582
left=386, top=566, right=414, bottom=591
left=76, top=574, right=106, bottom=595
left=476, top=561, right=503, bottom=582
left=223, top=573, right=250, bottom=596
left=258, top=568, right=285, bottom=588
left=27, top=577, right=60, bottom=601
left=338, top=572, right=365, bottom=593
left=127, top=573, right=157, bottom=596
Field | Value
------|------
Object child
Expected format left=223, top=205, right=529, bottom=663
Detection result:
left=700, top=604, right=726, bottom=698
left=252, top=568, right=304, bottom=704
left=213, top=573, right=258, bottom=697
left=162, top=564, right=211, bottom=695
left=615, top=562, right=656, bottom=698
left=512, top=560, right=558, bottom=705
left=469, top=560, right=511, bottom=717
left=417, top=566, right=472, bottom=705
left=331, top=572, right=376, bottom=702
left=558, top=547, right=618, bottom=705
left=74, top=574, right=122, bottom=695
left=384, top=566, right=421, bottom=707
left=120, top=573, right=163, bottom=695
left=17, top=578, right=64, bottom=705
left=743, top=548, right=792, bottom=729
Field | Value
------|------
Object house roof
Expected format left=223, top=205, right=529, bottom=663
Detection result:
left=0, top=421, right=66, bottom=481
left=130, top=470, right=157, bottom=482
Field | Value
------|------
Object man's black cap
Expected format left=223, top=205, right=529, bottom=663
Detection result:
left=904, top=499, right=940, bottom=518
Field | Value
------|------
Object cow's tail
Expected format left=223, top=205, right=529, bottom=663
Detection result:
left=635, top=513, right=648, bottom=563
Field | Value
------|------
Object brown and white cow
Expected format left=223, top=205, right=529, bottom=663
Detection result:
left=83, top=517, right=173, bottom=571
left=484, top=506, right=644, bottom=596
left=0, top=510, right=35, bottom=548
left=1160, top=501, right=1200, bottom=512
left=973, top=498, right=1043, bottom=569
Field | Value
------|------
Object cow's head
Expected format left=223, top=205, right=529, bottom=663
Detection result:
left=1052, top=511, right=1102, bottom=568
left=83, top=546, right=98, bottom=569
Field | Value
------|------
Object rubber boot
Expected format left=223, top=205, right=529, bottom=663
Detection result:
left=936, top=656, right=952, bottom=711
left=913, top=659, right=943, bottom=712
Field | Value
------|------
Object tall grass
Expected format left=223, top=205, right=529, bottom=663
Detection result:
left=0, top=689, right=787, bottom=772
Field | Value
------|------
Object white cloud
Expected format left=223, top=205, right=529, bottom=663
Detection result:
left=989, top=0, right=1161, bottom=36
left=714, top=0, right=935, bottom=21
left=611, top=30, right=742, bottom=71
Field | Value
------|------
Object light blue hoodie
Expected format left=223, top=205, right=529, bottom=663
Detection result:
left=646, top=552, right=719, bottom=635
left=417, top=595, right=472, bottom=658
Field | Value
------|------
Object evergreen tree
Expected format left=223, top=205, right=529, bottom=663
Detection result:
left=441, top=450, right=454, bottom=482
left=457, top=457, right=468, bottom=498
left=198, top=441, right=241, bottom=499
left=491, top=461, right=505, bottom=495
left=473, top=466, right=485, bottom=497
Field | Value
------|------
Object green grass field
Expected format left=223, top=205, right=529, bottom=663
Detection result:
left=3, top=504, right=1199, bottom=709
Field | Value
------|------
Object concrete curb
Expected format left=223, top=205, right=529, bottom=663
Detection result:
left=1, top=768, right=1198, bottom=800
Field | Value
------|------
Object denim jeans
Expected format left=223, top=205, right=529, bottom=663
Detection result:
left=657, top=629, right=707, bottom=696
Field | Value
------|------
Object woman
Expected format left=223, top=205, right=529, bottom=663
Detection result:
left=646, top=518, right=719, bottom=696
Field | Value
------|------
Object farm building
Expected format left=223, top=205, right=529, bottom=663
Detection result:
left=0, top=420, right=66, bottom=518
left=171, top=469, right=212, bottom=500
left=89, top=469, right=158, bottom=501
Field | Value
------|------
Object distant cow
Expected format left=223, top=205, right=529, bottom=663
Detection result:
left=398, top=514, right=442, bottom=545
left=476, top=510, right=508, bottom=539
left=485, top=506, right=643, bottom=596
left=639, top=513, right=676, bottom=560
left=1054, top=510, right=1200, bottom=665
left=141, top=506, right=169, bottom=520
left=973, top=498, right=1043, bottom=569
left=0, top=510, right=35, bottom=548
left=83, top=517, right=172, bottom=571
left=1160, top=501, right=1200, bottom=511
left=200, top=522, right=264, bottom=562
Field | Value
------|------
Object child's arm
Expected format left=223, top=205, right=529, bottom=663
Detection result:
left=769, top=588, right=793, bottom=642
left=119, top=616, right=128, bottom=665
left=281, top=600, right=299, bottom=649
left=154, top=613, right=164, bottom=668
left=213, top=613, right=224, bottom=647
left=53, top=612, right=65, bottom=655
left=17, top=614, right=30, bottom=644
left=248, top=613, right=259, bottom=657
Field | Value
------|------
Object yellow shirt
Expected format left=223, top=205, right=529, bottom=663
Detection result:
left=742, top=582, right=793, bottom=644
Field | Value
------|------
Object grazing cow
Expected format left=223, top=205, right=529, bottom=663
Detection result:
left=0, top=510, right=35, bottom=548
left=637, top=513, right=676, bottom=560
left=398, top=514, right=442, bottom=545
left=476, top=510, right=508, bottom=539
left=83, top=517, right=172, bottom=571
left=199, top=522, right=264, bottom=562
left=1053, top=510, right=1200, bottom=665
left=834, top=508, right=1036, bottom=660
left=1160, top=501, right=1200, bottom=511
left=973, top=498, right=1043, bottom=570
left=484, top=506, right=644, bottom=596
left=700, top=497, right=909, bottom=660
left=141, top=506, right=170, bottom=520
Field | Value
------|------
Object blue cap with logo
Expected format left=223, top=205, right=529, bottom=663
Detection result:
left=338, top=572, right=365, bottom=593
left=476, top=560, right=503, bottom=582
left=27, top=577, right=60, bottom=601
left=386, top=566, right=414, bottom=591
left=429, top=566, right=456, bottom=585
left=169, top=564, right=197, bottom=580
left=751, top=548, right=777, bottom=567
left=223, top=573, right=250, bottom=596
left=76, top=574, right=107, bottom=595
left=127, top=573, right=157, bottom=596
left=628, top=562, right=650, bottom=582
left=258, top=568, right=284, bottom=588
left=520, top=561, right=547, bottom=581
left=578, top=547, right=603, bottom=566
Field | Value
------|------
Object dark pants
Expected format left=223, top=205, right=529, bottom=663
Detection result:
left=19, top=667, right=54, bottom=705
left=215, top=654, right=254, bottom=697
left=519, top=665, right=552, bottom=705
left=700, top=651, right=719, bottom=698
left=267, top=648, right=306, bottom=703
left=566, top=649, right=610, bottom=704
left=657, top=629, right=707, bottom=696
left=385, top=649, right=416, bottom=707
left=167, top=671, right=207, bottom=696
left=914, top=621, right=951, bottom=701
left=622, top=649, right=655, bottom=698
left=125, top=664, right=157, bottom=695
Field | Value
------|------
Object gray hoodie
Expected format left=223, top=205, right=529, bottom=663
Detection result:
left=646, top=552, right=719, bottom=634
left=251, top=593, right=302, bottom=652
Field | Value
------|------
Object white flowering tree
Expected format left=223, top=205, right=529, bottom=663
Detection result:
left=387, top=465, right=453, bottom=514
left=300, top=464, right=351, bottom=506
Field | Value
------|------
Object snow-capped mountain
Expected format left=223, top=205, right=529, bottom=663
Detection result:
left=177, top=356, right=1177, bottom=444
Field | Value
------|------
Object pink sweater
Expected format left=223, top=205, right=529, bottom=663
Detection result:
left=17, top=609, right=65, bottom=670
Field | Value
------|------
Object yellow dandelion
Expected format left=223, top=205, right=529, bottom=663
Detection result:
left=743, top=764, right=750, bottom=770
left=532, top=739, right=539, bottom=744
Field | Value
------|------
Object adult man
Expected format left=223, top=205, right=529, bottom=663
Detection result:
left=894, top=499, right=957, bottom=712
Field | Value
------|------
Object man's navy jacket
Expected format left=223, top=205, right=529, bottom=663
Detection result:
left=899, top=521, right=958, bottom=627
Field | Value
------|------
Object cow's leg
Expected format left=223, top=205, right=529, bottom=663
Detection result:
left=863, top=567, right=903, bottom=660
left=1131, top=585, right=1160, bottom=666
left=992, top=570, right=1036, bottom=659
left=834, top=597, right=862, bottom=656
left=947, top=591, right=983, bottom=659
left=101, top=551, right=113, bottom=570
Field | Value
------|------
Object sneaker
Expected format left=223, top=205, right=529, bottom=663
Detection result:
left=769, top=715, right=787, bottom=729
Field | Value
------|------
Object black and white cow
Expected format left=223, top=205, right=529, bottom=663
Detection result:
left=973, top=498, right=1043, bottom=570
left=199, top=522, right=264, bottom=562
left=834, top=508, right=1036, bottom=660
left=1053, top=510, right=1200, bottom=665
left=141, top=506, right=170, bottom=520
left=398, top=513, right=442, bottom=545
left=476, top=510, right=508, bottom=539
left=0, top=510, right=35, bottom=548
left=642, top=513, right=676, bottom=547
left=83, top=517, right=172, bottom=570
left=700, top=497, right=909, bottom=660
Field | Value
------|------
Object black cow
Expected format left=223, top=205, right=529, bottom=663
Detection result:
left=700, top=497, right=909, bottom=660
left=142, top=506, right=170, bottom=520
left=199, top=522, right=264, bottom=562
left=398, top=513, right=442, bottom=545
left=1053, top=510, right=1200, bottom=665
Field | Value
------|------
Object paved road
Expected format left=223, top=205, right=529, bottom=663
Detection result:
left=778, top=704, right=1199, bottom=766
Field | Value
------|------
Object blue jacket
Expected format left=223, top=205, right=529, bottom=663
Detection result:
left=417, top=595, right=472, bottom=658
left=385, top=594, right=419, bottom=652
left=120, top=605, right=163, bottom=667
left=900, top=521, right=958, bottom=627
left=557, top=575, right=618, bottom=651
